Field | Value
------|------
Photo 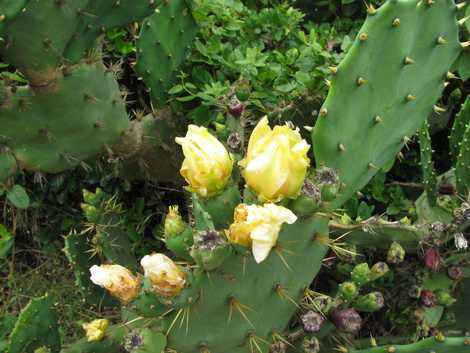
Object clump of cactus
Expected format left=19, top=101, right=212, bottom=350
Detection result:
left=3, top=1, right=470, bottom=353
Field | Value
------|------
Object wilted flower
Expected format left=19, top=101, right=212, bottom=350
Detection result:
left=140, top=253, right=186, bottom=297
left=300, top=310, right=325, bottom=333
left=330, top=308, right=362, bottom=334
left=239, top=117, right=310, bottom=202
left=448, top=266, right=464, bottom=280
left=227, top=203, right=297, bottom=263
left=420, top=289, right=437, bottom=307
left=424, top=247, right=441, bottom=273
left=82, top=319, right=109, bottom=342
left=454, top=232, right=468, bottom=250
left=175, top=125, right=233, bottom=197
left=89, top=264, right=140, bottom=302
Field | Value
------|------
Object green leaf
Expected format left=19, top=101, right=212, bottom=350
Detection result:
left=0, top=224, right=13, bottom=258
left=7, top=185, right=30, bottom=209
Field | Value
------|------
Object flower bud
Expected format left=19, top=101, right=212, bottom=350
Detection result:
left=164, top=205, right=186, bottom=238
left=354, top=292, right=385, bottom=312
left=81, top=203, right=99, bottom=223
left=90, top=265, right=140, bottom=303
left=339, top=281, right=359, bottom=301
left=330, top=308, right=362, bottom=334
left=448, top=266, right=464, bottom=280
left=369, top=262, right=390, bottom=281
left=454, top=232, right=468, bottom=250
left=140, top=253, right=186, bottom=297
left=302, top=337, right=320, bottom=353
left=228, top=203, right=297, bottom=263
left=420, top=289, right=437, bottom=307
left=300, top=310, right=325, bottom=333
left=436, top=290, right=456, bottom=307
left=82, top=188, right=104, bottom=207
left=175, top=125, right=233, bottom=197
left=424, top=247, right=441, bottom=273
left=387, top=241, right=405, bottom=264
left=239, top=117, right=310, bottom=202
left=351, top=263, right=371, bottom=286
left=82, top=319, right=109, bottom=342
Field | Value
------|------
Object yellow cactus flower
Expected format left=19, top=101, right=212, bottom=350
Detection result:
left=89, top=264, right=140, bottom=303
left=239, top=117, right=310, bottom=202
left=228, top=203, right=297, bottom=263
left=82, top=319, right=109, bottom=342
left=175, top=125, right=233, bottom=197
left=140, top=253, right=186, bottom=296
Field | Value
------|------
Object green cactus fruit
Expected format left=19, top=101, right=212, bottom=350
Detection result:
left=369, top=262, right=390, bottom=281
left=387, top=241, right=406, bottom=264
left=8, top=295, right=60, bottom=353
left=190, top=230, right=232, bottom=271
left=314, top=167, right=341, bottom=202
left=163, top=206, right=194, bottom=261
left=135, top=0, right=199, bottom=105
left=339, top=281, right=359, bottom=301
left=313, top=0, right=461, bottom=208
left=289, top=179, right=322, bottom=216
left=351, top=263, right=371, bottom=286
left=353, top=291, right=385, bottom=313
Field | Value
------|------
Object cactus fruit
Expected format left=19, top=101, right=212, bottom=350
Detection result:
left=7, top=295, right=60, bottom=353
left=313, top=0, right=461, bottom=208
left=135, top=0, right=199, bottom=105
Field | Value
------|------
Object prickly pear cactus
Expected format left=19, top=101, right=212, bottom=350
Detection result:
left=7, top=295, right=61, bottom=353
left=135, top=0, right=199, bottom=105
left=313, top=0, right=461, bottom=208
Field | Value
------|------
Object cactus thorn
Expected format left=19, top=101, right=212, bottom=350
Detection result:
left=374, top=115, right=383, bottom=124
left=368, top=163, right=378, bottom=170
left=447, top=71, right=458, bottom=79
left=437, top=36, right=447, bottom=44
left=370, top=336, right=377, bottom=347
left=459, top=16, right=470, bottom=26
left=329, top=66, right=338, bottom=74
left=0, top=15, right=5, bottom=22
left=387, top=346, right=396, bottom=353
left=338, top=143, right=346, bottom=151
left=406, top=94, right=416, bottom=102
left=359, top=33, right=368, bottom=41
left=404, top=57, right=415, bottom=65
left=456, top=2, right=467, bottom=10
left=425, top=0, right=435, bottom=5
left=366, top=3, right=377, bottom=14
left=319, top=108, right=328, bottom=117
left=464, top=338, right=470, bottom=346
left=303, top=125, right=313, bottom=132
left=357, top=77, right=366, bottom=86
left=325, top=79, right=332, bottom=87
left=433, top=105, right=446, bottom=113
left=336, top=346, right=348, bottom=353
left=460, top=41, right=470, bottom=48
left=392, top=18, right=401, bottom=26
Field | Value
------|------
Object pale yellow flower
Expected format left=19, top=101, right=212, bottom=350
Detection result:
left=82, top=319, right=109, bottom=342
left=239, top=117, right=310, bottom=202
left=175, top=125, right=233, bottom=197
left=89, top=264, right=140, bottom=303
left=140, top=253, right=186, bottom=296
left=228, top=203, right=297, bottom=263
